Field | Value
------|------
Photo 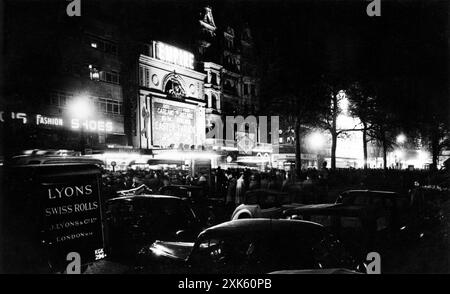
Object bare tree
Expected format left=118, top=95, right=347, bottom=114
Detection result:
left=346, top=82, right=378, bottom=169
left=318, top=81, right=361, bottom=170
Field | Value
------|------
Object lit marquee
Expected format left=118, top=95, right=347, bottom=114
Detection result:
left=154, top=41, right=194, bottom=70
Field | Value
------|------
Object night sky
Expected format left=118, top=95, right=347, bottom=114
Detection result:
left=121, top=0, right=448, bottom=120
left=3, top=0, right=449, bottom=122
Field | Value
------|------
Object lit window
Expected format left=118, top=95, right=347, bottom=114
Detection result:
left=91, top=71, right=100, bottom=80
left=91, top=42, right=98, bottom=48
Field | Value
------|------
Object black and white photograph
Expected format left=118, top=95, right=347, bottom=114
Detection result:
left=0, top=0, right=449, bottom=279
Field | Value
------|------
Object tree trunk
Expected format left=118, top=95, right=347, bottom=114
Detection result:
left=331, top=131, right=337, bottom=170
left=363, top=123, right=368, bottom=170
left=294, top=120, right=302, bottom=180
left=330, top=92, right=338, bottom=170
left=431, top=133, right=440, bottom=171
left=382, top=136, right=388, bottom=170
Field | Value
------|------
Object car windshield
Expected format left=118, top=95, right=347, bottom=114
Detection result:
left=107, top=198, right=196, bottom=229
left=339, top=192, right=371, bottom=206
left=244, top=191, right=287, bottom=208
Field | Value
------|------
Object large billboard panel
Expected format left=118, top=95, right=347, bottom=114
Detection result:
left=152, top=101, right=196, bottom=147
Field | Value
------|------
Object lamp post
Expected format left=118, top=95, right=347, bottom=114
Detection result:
left=396, top=133, right=407, bottom=144
left=395, top=134, right=407, bottom=169
left=337, top=90, right=348, bottom=114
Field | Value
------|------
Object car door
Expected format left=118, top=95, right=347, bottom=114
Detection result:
left=189, top=237, right=234, bottom=274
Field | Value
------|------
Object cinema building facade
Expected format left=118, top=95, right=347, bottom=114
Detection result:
left=2, top=4, right=273, bottom=171
left=133, top=41, right=206, bottom=151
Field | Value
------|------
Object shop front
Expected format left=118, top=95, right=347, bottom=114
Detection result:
left=0, top=110, right=125, bottom=155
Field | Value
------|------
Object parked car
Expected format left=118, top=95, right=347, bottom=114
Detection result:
left=136, top=219, right=356, bottom=274
left=159, top=185, right=226, bottom=225
left=231, top=189, right=303, bottom=220
left=283, top=190, right=416, bottom=258
left=268, top=268, right=361, bottom=274
left=9, top=154, right=105, bottom=167
left=335, top=190, right=416, bottom=233
left=409, top=182, right=449, bottom=225
left=104, top=195, right=201, bottom=260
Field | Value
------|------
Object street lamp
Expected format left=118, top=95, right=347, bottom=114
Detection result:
left=396, top=133, right=407, bottom=144
left=395, top=134, right=406, bottom=169
left=307, top=131, right=326, bottom=150
left=68, top=95, right=93, bottom=154
left=68, top=95, right=93, bottom=119
left=337, top=90, right=348, bottom=114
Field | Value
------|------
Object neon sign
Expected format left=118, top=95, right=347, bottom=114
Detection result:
left=0, top=111, right=115, bottom=133
left=154, top=41, right=194, bottom=69
left=71, top=119, right=113, bottom=133
left=36, top=114, right=64, bottom=126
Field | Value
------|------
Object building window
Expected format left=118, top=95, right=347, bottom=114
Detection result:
left=50, top=91, right=72, bottom=108
left=50, top=91, right=122, bottom=115
left=95, top=98, right=122, bottom=115
left=251, top=84, right=256, bottom=96
left=226, top=38, right=234, bottom=49
left=89, top=65, right=100, bottom=81
left=89, top=65, right=120, bottom=84
left=101, top=70, right=120, bottom=84
left=244, top=84, right=249, bottom=95
left=211, top=94, right=217, bottom=109
left=87, top=35, right=118, bottom=56
left=139, top=65, right=151, bottom=87
left=211, top=72, right=217, bottom=85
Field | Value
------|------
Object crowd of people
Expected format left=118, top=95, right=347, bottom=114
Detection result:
left=101, top=162, right=332, bottom=205
left=101, top=160, right=446, bottom=207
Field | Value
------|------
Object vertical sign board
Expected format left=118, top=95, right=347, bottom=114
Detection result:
left=2, top=164, right=105, bottom=273
left=139, top=95, right=151, bottom=149
left=40, top=165, right=105, bottom=271
left=193, top=159, right=212, bottom=185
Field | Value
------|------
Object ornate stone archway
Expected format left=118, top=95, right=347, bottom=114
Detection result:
left=163, top=72, right=187, bottom=98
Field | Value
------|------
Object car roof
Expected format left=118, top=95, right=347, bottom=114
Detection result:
left=10, top=155, right=104, bottom=166
left=285, top=203, right=365, bottom=216
left=107, top=194, right=181, bottom=203
left=199, top=219, right=323, bottom=239
left=341, top=190, right=401, bottom=197
left=162, top=185, right=203, bottom=190
left=246, top=189, right=287, bottom=194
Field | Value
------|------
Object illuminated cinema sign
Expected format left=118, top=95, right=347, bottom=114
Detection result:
left=152, top=101, right=195, bottom=147
left=154, top=41, right=194, bottom=69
